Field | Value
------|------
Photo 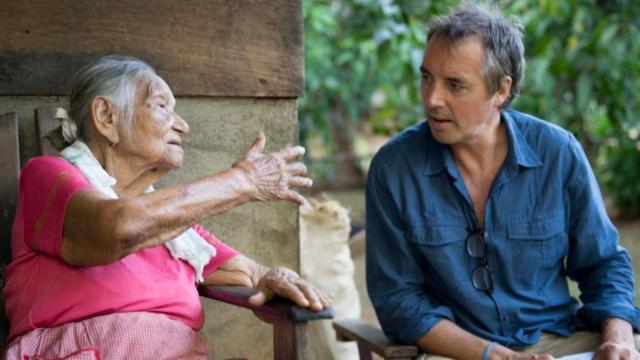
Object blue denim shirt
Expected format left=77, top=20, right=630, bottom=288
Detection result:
left=366, top=109, right=640, bottom=347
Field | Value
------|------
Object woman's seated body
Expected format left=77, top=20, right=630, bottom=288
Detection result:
left=3, top=55, right=330, bottom=359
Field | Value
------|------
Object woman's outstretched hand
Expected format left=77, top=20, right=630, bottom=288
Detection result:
left=248, top=267, right=332, bottom=312
left=233, top=131, right=312, bottom=205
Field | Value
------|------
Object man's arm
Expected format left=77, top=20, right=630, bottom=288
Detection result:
left=417, top=320, right=555, bottom=360
left=562, top=136, right=639, bottom=358
left=563, top=137, right=640, bottom=333
left=594, top=318, right=639, bottom=359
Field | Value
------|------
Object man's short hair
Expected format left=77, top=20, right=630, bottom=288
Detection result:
left=428, top=3, right=525, bottom=109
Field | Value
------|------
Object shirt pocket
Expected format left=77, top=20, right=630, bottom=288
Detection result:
left=408, top=225, right=468, bottom=280
left=410, top=225, right=468, bottom=246
left=506, top=216, right=566, bottom=289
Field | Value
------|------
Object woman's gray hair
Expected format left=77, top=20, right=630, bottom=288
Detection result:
left=66, top=55, right=157, bottom=143
left=428, top=3, right=525, bottom=109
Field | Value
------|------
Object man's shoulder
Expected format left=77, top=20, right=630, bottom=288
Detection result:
left=506, top=109, right=574, bottom=150
left=373, top=121, right=429, bottom=166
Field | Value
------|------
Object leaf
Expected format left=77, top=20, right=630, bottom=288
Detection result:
left=575, top=74, right=592, bottom=112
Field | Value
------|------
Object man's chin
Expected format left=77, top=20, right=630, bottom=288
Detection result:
left=428, top=128, right=457, bottom=145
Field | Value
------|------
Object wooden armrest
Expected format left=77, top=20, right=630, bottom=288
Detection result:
left=198, top=285, right=334, bottom=322
left=333, top=319, right=419, bottom=359
left=200, top=285, right=335, bottom=359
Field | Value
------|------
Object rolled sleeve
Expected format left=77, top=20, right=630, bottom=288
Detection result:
left=366, top=156, right=454, bottom=344
left=564, top=136, right=640, bottom=330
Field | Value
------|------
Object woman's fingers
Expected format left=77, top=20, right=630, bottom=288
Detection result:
left=316, top=288, right=333, bottom=308
left=262, top=270, right=308, bottom=307
left=246, top=131, right=267, bottom=156
left=297, top=282, right=323, bottom=311
left=248, top=286, right=273, bottom=306
left=275, top=145, right=305, bottom=161
left=255, top=268, right=330, bottom=311
left=233, top=132, right=313, bottom=204
left=278, top=282, right=310, bottom=308
left=284, top=191, right=306, bottom=206
left=286, top=162, right=307, bottom=176
left=288, top=176, right=312, bottom=188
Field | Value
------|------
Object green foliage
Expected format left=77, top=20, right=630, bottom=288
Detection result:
left=508, top=0, right=640, bottom=138
left=302, top=0, right=640, bottom=214
left=597, top=133, right=640, bottom=217
left=505, top=0, right=640, bottom=215
left=302, top=0, right=436, bottom=139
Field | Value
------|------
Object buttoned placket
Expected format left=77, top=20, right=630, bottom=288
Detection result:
left=488, top=160, right=520, bottom=337
left=450, top=149, right=523, bottom=338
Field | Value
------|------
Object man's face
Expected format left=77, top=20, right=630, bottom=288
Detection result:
left=420, top=35, right=508, bottom=146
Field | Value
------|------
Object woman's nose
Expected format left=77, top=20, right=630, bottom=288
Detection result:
left=172, top=113, right=190, bottom=134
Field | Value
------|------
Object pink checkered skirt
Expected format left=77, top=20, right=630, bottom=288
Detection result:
left=4, top=312, right=208, bottom=359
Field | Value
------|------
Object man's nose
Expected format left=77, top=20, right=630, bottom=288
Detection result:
left=172, top=113, right=190, bottom=134
left=422, top=81, right=445, bottom=108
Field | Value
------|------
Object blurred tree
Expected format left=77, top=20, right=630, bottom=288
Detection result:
left=506, top=0, right=640, bottom=216
left=301, top=0, right=640, bottom=215
left=301, top=0, right=450, bottom=188
left=508, top=0, right=640, bottom=157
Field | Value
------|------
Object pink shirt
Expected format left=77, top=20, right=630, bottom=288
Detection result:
left=3, top=156, right=240, bottom=341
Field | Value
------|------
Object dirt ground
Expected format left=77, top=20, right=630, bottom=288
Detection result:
left=324, top=190, right=640, bottom=327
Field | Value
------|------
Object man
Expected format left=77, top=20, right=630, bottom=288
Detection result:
left=366, top=4, right=639, bottom=359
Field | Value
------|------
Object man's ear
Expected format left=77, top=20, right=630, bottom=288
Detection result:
left=494, top=76, right=512, bottom=108
left=90, top=96, right=120, bottom=145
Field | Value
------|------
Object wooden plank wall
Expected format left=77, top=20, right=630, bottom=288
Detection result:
left=0, top=0, right=302, bottom=97
left=0, top=112, right=20, bottom=266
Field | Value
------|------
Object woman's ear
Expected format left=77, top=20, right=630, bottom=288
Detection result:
left=91, top=96, right=120, bottom=145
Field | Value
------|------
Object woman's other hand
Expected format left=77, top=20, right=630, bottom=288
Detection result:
left=233, top=132, right=312, bottom=205
left=248, top=267, right=332, bottom=312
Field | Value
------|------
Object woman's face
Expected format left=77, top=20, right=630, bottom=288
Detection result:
left=118, top=75, right=189, bottom=171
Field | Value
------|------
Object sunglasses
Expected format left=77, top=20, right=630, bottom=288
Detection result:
left=466, top=229, right=494, bottom=293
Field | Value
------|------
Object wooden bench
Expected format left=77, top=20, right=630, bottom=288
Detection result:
left=0, top=109, right=334, bottom=359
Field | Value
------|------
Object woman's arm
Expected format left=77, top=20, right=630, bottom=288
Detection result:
left=61, top=133, right=311, bottom=265
left=203, top=255, right=268, bottom=288
left=203, top=255, right=332, bottom=311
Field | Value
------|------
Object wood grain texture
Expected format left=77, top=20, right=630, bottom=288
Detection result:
left=35, top=107, right=63, bottom=156
left=0, top=112, right=20, bottom=266
left=0, top=0, right=302, bottom=97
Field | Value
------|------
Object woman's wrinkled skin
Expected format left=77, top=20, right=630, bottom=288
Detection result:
left=233, top=132, right=312, bottom=205
left=61, top=73, right=331, bottom=311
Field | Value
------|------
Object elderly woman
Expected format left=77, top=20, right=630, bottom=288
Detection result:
left=2, top=56, right=330, bottom=359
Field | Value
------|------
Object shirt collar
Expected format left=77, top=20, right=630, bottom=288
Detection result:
left=422, top=111, right=542, bottom=177
left=502, top=110, right=543, bottom=169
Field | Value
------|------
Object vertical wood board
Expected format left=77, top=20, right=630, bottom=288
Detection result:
left=0, top=112, right=20, bottom=265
